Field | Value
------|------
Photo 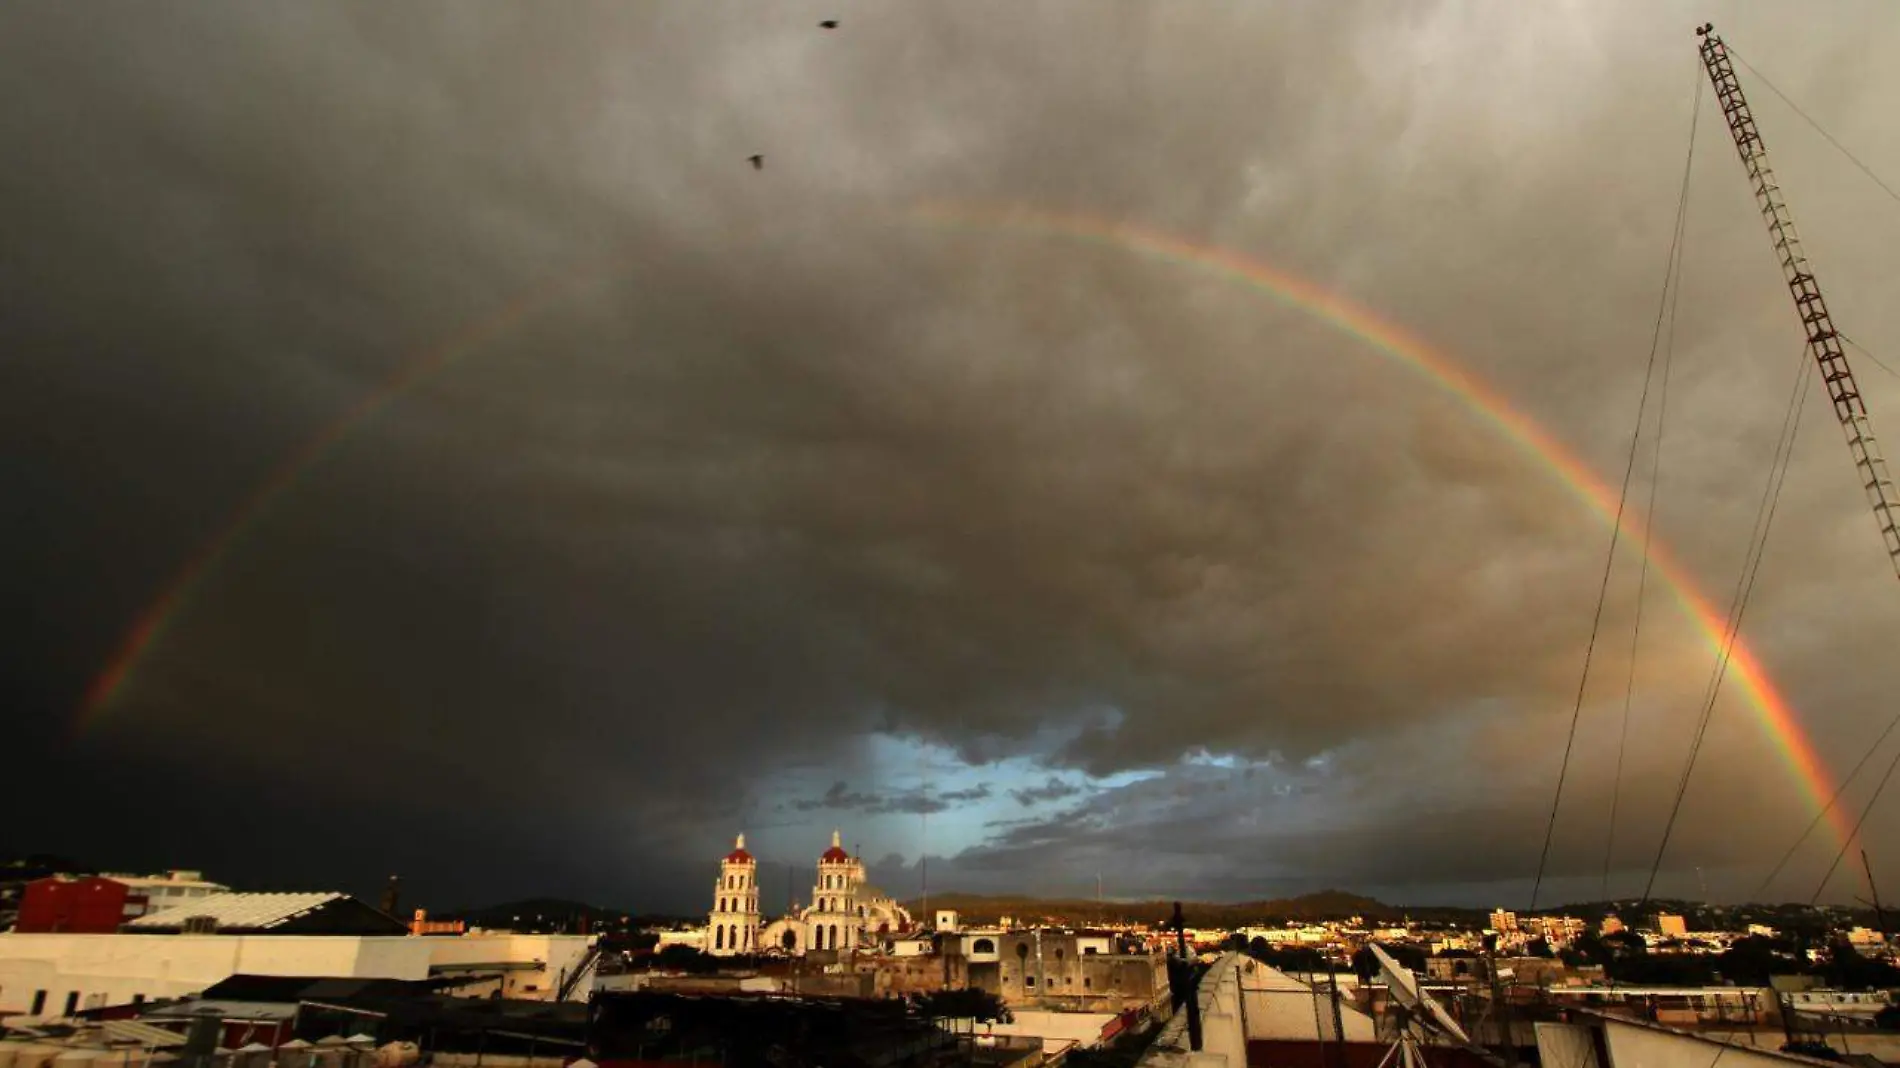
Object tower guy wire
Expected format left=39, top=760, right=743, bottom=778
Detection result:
left=1603, top=84, right=1697, bottom=901
left=1642, top=344, right=1811, bottom=904
left=1530, top=64, right=1703, bottom=914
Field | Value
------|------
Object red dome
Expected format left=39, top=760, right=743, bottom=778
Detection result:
left=820, top=846, right=851, bottom=863
left=724, top=834, right=754, bottom=864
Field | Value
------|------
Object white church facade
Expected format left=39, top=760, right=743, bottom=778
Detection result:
left=706, top=830, right=913, bottom=958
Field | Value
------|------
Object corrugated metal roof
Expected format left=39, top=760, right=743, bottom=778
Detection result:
left=101, top=1021, right=190, bottom=1047
left=126, top=892, right=344, bottom=930
left=144, top=1000, right=299, bottom=1022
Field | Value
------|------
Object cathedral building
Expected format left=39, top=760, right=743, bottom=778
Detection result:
left=708, top=830, right=912, bottom=957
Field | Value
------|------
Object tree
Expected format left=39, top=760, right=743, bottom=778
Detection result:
left=1601, top=931, right=1648, bottom=958
left=1524, top=938, right=1554, bottom=959
left=1820, top=941, right=1900, bottom=991
left=1347, top=944, right=1425, bottom=983
left=916, top=988, right=1012, bottom=1027
left=652, top=945, right=731, bottom=974
left=1716, top=935, right=1794, bottom=986
left=1562, top=934, right=1610, bottom=969
left=1386, top=944, right=1428, bottom=972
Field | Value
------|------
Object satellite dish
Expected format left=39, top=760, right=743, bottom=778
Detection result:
left=1369, top=944, right=1470, bottom=1045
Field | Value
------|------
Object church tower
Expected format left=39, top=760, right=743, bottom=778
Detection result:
left=707, top=834, right=760, bottom=957
left=806, top=829, right=864, bottom=954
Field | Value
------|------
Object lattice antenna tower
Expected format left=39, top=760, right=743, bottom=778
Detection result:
left=1695, top=24, right=1900, bottom=580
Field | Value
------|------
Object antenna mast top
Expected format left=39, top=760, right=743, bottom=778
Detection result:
left=1694, top=23, right=1900, bottom=580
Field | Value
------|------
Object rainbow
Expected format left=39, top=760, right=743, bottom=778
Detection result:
left=910, top=201, right=1848, bottom=855
left=78, top=258, right=622, bottom=721
left=78, top=200, right=1849, bottom=859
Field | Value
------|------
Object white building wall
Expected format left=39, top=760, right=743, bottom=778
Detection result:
left=104, top=873, right=230, bottom=919
left=656, top=929, right=706, bottom=951
left=966, top=1010, right=1118, bottom=1057
left=425, top=934, right=594, bottom=1001
left=0, top=934, right=431, bottom=1018
left=1599, top=1018, right=1809, bottom=1068
left=962, top=933, right=1002, bottom=962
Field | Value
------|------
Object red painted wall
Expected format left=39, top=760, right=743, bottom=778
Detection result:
left=14, top=877, right=134, bottom=933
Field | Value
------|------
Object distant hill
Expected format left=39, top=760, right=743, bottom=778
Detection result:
left=438, top=898, right=628, bottom=932
left=1538, top=898, right=1882, bottom=935
left=436, top=898, right=696, bottom=934
left=1, top=854, right=94, bottom=879
left=903, top=892, right=1882, bottom=932
left=905, top=890, right=1415, bottom=927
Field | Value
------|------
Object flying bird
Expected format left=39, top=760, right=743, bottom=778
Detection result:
left=819, top=19, right=839, bottom=28
left=748, top=154, right=763, bottom=170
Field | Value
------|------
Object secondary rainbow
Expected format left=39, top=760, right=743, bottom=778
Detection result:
left=78, top=200, right=1849, bottom=856
left=912, top=200, right=1849, bottom=852
left=78, top=258, right=622, bottom=721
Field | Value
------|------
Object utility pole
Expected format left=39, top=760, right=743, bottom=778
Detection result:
left=1863, top=850, right=1890, bottom=942
left=1696, top=23, right=1900, bottom=581
left=1170, top=902, right=1203, bottom=1052
left=1485, top=933, right=1518, bottom=1068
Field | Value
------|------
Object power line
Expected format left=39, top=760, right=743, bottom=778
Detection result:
left=1602, top=99, right=1697, bottom=902
left=1641, top=347, right=1811, bottom=904
left=1532, top=67, right=1702, bottom=914
left=1729, top=49, right=1900, bottom=211
left=1811, top=742, right=1900, bottom=905
left=1841, top=332, right=1900, bottom=382
left=1753, top=705, right=1900, bottom=900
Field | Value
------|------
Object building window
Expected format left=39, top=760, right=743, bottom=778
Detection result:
left=973, top=938, right=996, bottom=954
left=64, top=991, right=79, bottom=1016
left=1025, top=977, right=1036, bottom=987
left=132, top=994, right=145, bottom=1006
left=31, top=990, right=46, bottom=1015
left=716, top=926, right=726, bottom=950
left=1084, top=978, right=1092, bottom=989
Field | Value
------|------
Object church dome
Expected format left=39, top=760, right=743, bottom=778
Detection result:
left=819, top=828, right=851, bottom=864
left=724, top=833, right=755, bottom=864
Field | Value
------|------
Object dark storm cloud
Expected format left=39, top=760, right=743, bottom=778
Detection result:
left=6, top=0, right=1900, bottom=911
left=792, top=781, right=991, bottom=815
left=1009, top=777, right=1087, bottom=807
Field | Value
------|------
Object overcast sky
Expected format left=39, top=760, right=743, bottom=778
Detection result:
left=6, top=1, right=1900, bottom=917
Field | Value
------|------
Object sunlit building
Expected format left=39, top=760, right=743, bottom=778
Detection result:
left=707, top=830, right=913, bottom=958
